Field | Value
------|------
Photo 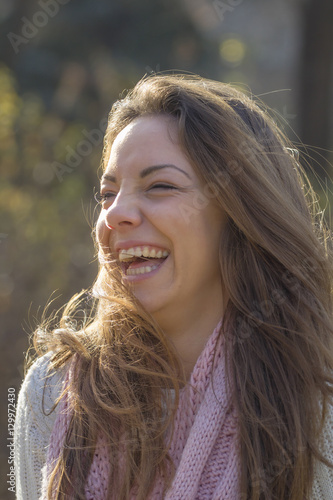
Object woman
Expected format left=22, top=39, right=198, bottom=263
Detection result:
left=14, top=74, right=333, bottom=499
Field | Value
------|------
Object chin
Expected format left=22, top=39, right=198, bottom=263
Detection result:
left=134, top=294, right=165, bottom=319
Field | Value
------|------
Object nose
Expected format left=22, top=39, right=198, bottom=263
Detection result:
left=104, top=191, right=142, bottom=230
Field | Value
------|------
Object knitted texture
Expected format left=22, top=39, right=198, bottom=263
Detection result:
left=42, top=323, right=240, bottom=499
left=14, top=353, right=65, bottom=500
left=14, top=349, right=333, bottom=499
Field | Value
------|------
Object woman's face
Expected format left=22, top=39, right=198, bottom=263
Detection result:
left=96, top=115, right=227, bottom=327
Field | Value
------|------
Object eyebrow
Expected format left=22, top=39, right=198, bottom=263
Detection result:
left=101, top=164, right=191, bottom=183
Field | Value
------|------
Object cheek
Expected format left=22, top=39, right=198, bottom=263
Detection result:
left=96, top=212, right=109, bottom=248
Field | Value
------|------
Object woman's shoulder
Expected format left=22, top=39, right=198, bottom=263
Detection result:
left=14, top=352, right=69, bottom=499
left=17, top=351, right=68, bottom=430
left=312, top=400, right=333, bottom=499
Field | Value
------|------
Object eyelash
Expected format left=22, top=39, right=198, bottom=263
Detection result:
left=94, top=184, right=177, bottom=204
left=150, top=183, right=177, bottom=190
left=94, top=191, right=116, bottom=204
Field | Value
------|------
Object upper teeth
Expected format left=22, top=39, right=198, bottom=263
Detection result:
left=119, top=246, right=169, bottom=262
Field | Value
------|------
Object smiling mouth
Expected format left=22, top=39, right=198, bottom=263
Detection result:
left=118, top=246, right=169, bottom=277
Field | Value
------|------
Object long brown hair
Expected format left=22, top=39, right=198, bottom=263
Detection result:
left=35, top=74, right=333, bottom=499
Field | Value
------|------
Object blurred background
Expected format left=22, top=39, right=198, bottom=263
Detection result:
left=0, top=0, right=332, bottom=496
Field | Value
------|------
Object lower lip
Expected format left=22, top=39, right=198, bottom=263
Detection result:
left=122, top=257, right=168, bottom=283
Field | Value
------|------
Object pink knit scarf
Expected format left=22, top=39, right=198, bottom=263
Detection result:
left=42, top=323, right=240, bottom=499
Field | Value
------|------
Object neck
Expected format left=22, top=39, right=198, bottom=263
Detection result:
left=155, top=297, right=226, bottom=380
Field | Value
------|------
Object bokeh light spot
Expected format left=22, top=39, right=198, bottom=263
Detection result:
left=219, top=38, right=246, bottom=65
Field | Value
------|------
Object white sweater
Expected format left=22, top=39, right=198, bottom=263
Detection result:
left=14, top=354, right=333, bottom=500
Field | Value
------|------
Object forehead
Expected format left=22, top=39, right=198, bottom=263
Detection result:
left=112, top=115, right=178, bottom=153
left=105, top=115, right=189, bottom=176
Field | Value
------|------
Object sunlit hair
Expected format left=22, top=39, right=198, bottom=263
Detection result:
left=34, top=74, right=333, bottom=500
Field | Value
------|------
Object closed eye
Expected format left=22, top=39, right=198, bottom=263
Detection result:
left=149, top=183, right=177, bottom=191
left=94, top=191, right=117, bottom=204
